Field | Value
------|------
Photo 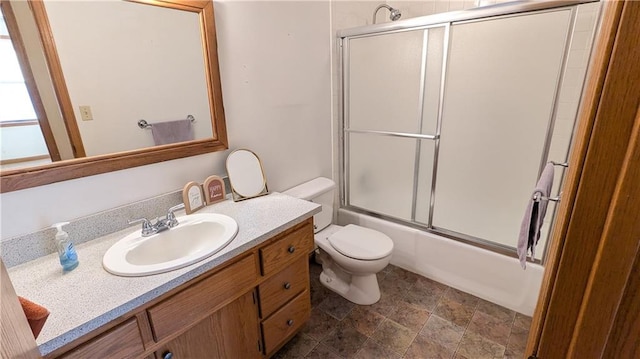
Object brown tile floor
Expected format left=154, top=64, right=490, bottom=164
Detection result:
left=274, top=259, right=531, bottom=359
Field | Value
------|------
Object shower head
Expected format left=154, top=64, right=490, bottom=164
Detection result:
left=389, top=8, right=402, bottom=21
left=372, top=4, right=402, bottom=24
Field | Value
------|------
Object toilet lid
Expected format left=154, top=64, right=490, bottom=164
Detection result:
left=328, top=224, right=393, bottom=260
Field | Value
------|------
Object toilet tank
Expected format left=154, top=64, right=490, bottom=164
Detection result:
left=282, top=177, right=335, bottom=233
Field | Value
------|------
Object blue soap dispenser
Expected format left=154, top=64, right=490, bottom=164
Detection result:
left=52, top=222, right=79, bottom=272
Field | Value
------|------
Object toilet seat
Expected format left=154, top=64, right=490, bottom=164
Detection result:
left=328, top=224, right=393, bottom=261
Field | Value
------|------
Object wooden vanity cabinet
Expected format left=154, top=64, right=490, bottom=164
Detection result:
left=154, top=290, right=262, bottom=359
left=257, top=219, right=314, bottom=356
left=53, top=218, right=315, bottom=359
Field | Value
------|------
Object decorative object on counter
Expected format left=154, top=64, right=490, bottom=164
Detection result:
left=51, top=222, right=79, bottom=272
left=18, top=296, right=50, bottom=339
left=183, top=182, right=205, bottom=214
left=226, top=149, right=269, bottom=202
left=144, top=115, right=195, bottom=145
left=203, top=175, right=226, bottom=205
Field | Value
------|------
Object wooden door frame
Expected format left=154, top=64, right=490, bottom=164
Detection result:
left=528, top=0, right=640, bottom=357
left=1, top=0, right=61, bottom=161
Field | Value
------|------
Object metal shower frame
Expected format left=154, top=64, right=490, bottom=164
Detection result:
left=337, top=0, right=600, bottom=264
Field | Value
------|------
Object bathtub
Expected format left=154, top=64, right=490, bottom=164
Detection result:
left=338, top=209, right=544, bottom=316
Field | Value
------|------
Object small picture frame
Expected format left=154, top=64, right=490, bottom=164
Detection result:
left=182, top=181, right=205, bottom=214
left=203, top=175, right=226, bottom=205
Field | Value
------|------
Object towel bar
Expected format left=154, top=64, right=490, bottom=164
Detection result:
left=533, top=192, right=561, bottom=202
left=138, top=115, right=195, bottom=129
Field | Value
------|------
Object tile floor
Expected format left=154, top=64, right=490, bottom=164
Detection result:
left=274, top=259, right=531, bottom=359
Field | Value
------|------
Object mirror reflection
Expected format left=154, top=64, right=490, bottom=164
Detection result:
left=226, top=149, right=269, bottom=201
left=0, top=0, right=220, bottom=173
left=1, top=2, right=55, bottom=170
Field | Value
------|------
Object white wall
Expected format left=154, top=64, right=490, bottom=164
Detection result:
left=0, top=1, right=332, bottom=240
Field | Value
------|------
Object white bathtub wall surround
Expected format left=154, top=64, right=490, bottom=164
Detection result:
left=7, top=193, right=320, bottom=356
left=0, top=1, right=332, bottom=239
left=338, top=209, right=544, bottom=316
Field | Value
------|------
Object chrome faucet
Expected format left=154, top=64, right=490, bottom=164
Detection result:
left=128, top=217, right=156, bottom=237
left=156, top=203, right=185, bottom=231
left=128, top=203, right=186, bottom=237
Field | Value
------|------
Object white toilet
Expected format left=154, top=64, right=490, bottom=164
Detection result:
left=283, top=177, right=394, bottom=305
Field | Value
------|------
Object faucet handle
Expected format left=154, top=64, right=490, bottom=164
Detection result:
left=128, top=218, right=155, bottom=236
left=128, top=217, right=151, bottom=226
left=168, top=203, right=185, bottom=214
left=166, top=203, right=185, bottom=227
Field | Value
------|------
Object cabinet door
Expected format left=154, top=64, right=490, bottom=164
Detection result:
left=156, top=290, right=261, bottom=359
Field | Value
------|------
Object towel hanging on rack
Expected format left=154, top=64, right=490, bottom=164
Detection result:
left=517, top=162, right=555, bottom=269
left=150, top=118, right=195, bottom=145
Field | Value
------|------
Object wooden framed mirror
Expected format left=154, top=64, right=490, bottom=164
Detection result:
left=0, top=0, right=227, bottom=193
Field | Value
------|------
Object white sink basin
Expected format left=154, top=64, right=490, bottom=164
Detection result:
left=103, top=213, right=238, bottom=277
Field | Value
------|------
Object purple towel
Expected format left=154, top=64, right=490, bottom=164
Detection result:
left=151, top=119, right=194, bottom=145
left=517, top=163, right=555, bottom=269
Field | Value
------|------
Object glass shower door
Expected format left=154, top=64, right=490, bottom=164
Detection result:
left=431, top=9, right=572, bottom=250
left=345, top=26, right=446, bottom=222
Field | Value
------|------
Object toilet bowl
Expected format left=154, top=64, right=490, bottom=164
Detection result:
left=283, top=177, right=394, bottom=305
left=314, top=224, right=393, bottom=305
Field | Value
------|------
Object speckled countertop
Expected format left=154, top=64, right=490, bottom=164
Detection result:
left=7, top=193, right=320, bottom=356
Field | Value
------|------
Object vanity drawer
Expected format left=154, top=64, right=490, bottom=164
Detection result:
left=59, top=318, right=144, bottom=359
left=258, top=256, right=308, bottom=318
left=147, top=254, right=258, bottom=341
left=260, top=220, right=313, bottom=276
left=261, top=289, right=311, bottom=355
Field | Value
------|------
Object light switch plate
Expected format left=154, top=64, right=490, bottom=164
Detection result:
left=79, top=106, right=93, bottom=121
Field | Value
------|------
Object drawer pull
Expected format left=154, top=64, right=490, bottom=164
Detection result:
left=163, top=351, right=174, bottom=359
left=287, top=319, right=294, bottom=326
left=283, top=282, right=291, bottom=290
left=288, top=246, right=296, bottom=253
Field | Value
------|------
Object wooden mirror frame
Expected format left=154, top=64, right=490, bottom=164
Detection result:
left=0, top=0, right=228, bottom=193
